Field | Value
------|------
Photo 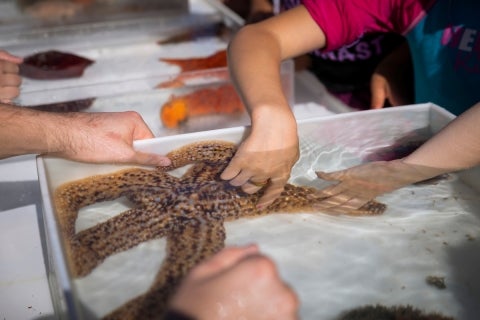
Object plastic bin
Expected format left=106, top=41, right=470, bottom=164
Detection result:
left=37, top=103, right=480, bottom=320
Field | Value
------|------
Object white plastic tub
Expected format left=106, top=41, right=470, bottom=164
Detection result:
left=37, top=103, right=480, bottom=319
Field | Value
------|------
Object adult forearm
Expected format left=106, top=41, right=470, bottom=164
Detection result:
left=0, top=104, right=173, bottom=166
left=0, top=104, right=62, bottom=158
left=403, top=102, right=480, bottom=172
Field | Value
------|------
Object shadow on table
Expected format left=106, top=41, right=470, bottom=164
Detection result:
left=33, top=314, right=57, bottom=320
left=0, top=180, right=49, bottom=258
left=0, top=180, right=54, bottom=312
left=0, top=180, right=41, bottom=212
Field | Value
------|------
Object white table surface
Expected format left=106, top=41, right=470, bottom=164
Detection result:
left=0, top=154, right=54, bottom=320
left=0, top=71, right=351, bottom=320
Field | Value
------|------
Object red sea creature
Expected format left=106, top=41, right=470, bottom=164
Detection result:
left=27, top=97, right=96, bottom=112
left=20, top=50, right=94, bottom=80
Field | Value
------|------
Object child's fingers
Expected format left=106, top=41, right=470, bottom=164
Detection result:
left=0, top=50, right=23, bottom=64
left=370, top=73, right=388, bottom=109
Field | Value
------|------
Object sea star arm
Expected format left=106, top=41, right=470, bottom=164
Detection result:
left=103, top=219, right=226, bottom=320
left=161, top=140, right=236, bottom=171
left=70, top=208, right=174, bottom=277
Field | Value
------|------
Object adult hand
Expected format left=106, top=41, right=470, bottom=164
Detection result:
left=314, top=159, right=445, bottom=213
left=47, top=111, right=171, bottom=166
left=221, top=112, right=299, bottom=209
left=0, top=50, right=23, bottom=103
left=169, top=245, right=299, bottom=320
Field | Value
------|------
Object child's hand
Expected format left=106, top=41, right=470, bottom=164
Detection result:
left=370, top=42, right=413, bottom=109
left=0, top=50, right=23, bottom=103
left=221, top=110, right=299, bottom=209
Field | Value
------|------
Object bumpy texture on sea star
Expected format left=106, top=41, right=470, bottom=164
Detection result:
left=337, top=304, right=454, bottom=320
left=54, top=140, right=386, bottom=320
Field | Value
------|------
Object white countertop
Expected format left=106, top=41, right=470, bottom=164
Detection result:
left=0, top=155, right=54, bottom=320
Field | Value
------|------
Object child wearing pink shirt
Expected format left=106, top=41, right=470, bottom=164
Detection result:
left=225, top=0, right=409, bottom=110
left=221, top=0, right=480, bottom=209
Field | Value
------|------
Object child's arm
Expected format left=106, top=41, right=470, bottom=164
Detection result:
left=314, top=102, right=480, bottom=214
left=222, top=6, right=328, bottom=208
left=403, top=102, right=480, bottom=170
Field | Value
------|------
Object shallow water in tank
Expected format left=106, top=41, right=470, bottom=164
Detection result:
left=71, top=139, right=480, bottom=320
left=237, top=140, right=480, bottom=320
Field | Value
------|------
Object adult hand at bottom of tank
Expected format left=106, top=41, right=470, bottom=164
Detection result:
left=169, top=244, right=300, bottom=320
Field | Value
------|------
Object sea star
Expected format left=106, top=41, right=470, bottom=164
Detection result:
left=53, top=140, right=386, bottom=320
left=20, top=50, right=94, bottom=80
left=337, top=304, right=454, bottom=320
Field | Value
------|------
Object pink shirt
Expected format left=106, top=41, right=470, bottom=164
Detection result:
left=301, top=0, right=436, bottom=51
left=301, top=0, right=480, bottom=115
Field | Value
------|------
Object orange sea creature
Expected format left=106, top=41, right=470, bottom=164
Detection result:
left=160, top=49, right=227, bottom=72
left=160, top=84, right=244, bottom=129
left=158, top=50, right=228, bottom=88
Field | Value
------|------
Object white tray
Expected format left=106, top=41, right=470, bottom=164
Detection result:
left=37, top=103, right=480, bottom=319
left=6, top=0, right=239, bottom=105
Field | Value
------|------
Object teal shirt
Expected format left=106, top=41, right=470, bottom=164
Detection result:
left=406, top=0, right=480, bottom=115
